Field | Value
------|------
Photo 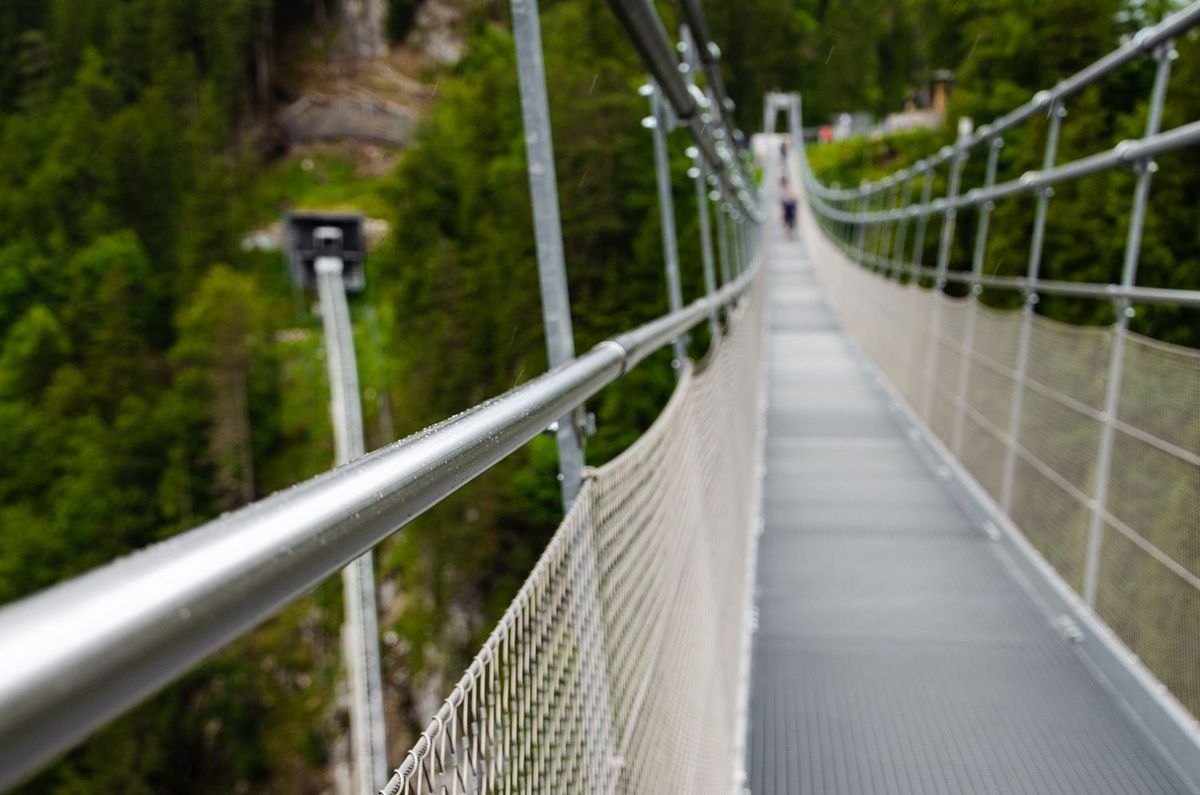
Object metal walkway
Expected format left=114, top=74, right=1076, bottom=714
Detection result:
left=747, top=234, right=1194, bottom=794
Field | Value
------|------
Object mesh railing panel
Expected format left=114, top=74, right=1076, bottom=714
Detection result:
left=802, top=202, right=1200, bottom=720
left=384, top=276, right=766, bottom=794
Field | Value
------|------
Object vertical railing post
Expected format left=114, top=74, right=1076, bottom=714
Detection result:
left=864, top=187, right=878, bottom=269
left=730, top=213, right=740, bottom=276
left=511, top=11, right=616, bottom=786
left=716, top=202, right=733, bottom=285
left=678, top=26, right=721, bottom=337
left=727, top=209, right=738, bottom=276
left=511, top=0, right=585, bottom=511
left=843, top=199, right=853, bottom=253
left=729, top=213, right=739, bottom=276
left=854, top=187, right=868, bottom=262
left=900, top=167, right=934, bottom=404
left=862, top=189, right=877, bottom=267
left=921, top=140, right=969, bottom=419
left=935, top=148, right=968, bottom=279
left=951, top=135, right=1003, bottom=453
left=910, top=166, right=935, bottom=277
left=739, top=213, right=748, bottom=269
left=690, top=152, right=720, bottom=336
left=645, top=81, right=688, bottom=375
left=1082, top=42, right=1175, bottom=606
left=315, top=258, right=387, bottom=795
left=877, top=179, right=902, bottom=272
left=741, top=214, right=749, bottom=271
left=891, top=174, right=915, bottom=279
left=1000, top=96, right=1066, bottom=512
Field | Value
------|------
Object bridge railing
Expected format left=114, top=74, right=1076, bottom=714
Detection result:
left=384, top=276, right=765, bottom=795
left=0, top=1, right=765, bottom=791
left=384, top=4, right=769, bottom=792
left=774, top=0, right=1200, bottom=753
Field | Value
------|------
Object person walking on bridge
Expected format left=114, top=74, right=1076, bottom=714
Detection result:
left=780, top=179, right=798, bottom=239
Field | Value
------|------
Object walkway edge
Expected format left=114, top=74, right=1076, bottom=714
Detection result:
left=841, top=328, right=1200, bottom=795
left=733, top=253, right=771, bottom=794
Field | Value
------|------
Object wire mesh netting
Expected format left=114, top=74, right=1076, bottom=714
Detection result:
left=382, top=277, right=766, bottom=795
left=801, top=202, right=1200, bottom=722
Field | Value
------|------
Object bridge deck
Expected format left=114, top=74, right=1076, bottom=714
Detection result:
left=747, top=235, right=1193, bottom=794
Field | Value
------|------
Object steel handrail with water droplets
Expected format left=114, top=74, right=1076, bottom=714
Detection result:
left=0, top=258, right=761, bottom=792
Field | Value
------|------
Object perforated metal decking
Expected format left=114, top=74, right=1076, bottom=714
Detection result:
left=747, top=238, right=1194, bottom=794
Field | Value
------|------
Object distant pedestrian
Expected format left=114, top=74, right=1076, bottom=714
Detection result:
left=780, top=138, right=789, bottom=163
left=780, top=181, right=798, bottom=239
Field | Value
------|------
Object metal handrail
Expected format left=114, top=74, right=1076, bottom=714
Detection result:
left=783, top=0, right=1199, bottom=692
left=605, top=0, right=762, bottom=222
left=0, top=263, right=760, bottom=791
left=804, top=0, right=1200, bottom=202
left=792, top=1, right=1200, bottom=315
left=678, top=1, right=749, bottom=150
left=850, top=251, right=1200, bottom=308
left=803, top=120, right=1200, bottom=224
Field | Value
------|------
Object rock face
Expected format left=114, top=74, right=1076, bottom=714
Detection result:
left=281, top=93, right=418, bottom=147
left=408, top=0, right=466, bottom=65
left=340, top=0, right=388, bottom=60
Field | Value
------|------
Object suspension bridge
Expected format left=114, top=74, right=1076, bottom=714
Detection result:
left=1, top=1, right=1199, bottom=793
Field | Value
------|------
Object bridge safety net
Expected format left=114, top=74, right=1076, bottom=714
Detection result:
left=801, top=201, right=1200, bottom=722
left=383, top=275, right=767, bottom=794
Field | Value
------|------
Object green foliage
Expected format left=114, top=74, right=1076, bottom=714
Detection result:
left=806, top=1, right=1199, bottom=345
left=249, top=148, right=396, bottom=223
left=5, top=0, right=1196, bottom=791
left=364, top=0, right=704, bottom=716
left=0, top=1, right=343, bottom=791
left=0, top=0, right=705, bottom=787
left=804, top=0, right=1200, bottom=720
left=703, top=0, right=976, bottom=127
left=0, top=305, right=70, bottom=398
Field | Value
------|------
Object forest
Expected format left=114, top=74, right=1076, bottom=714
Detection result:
left=804, top=0, right=1200, bottom=346
left=0, top=0, right=1194, bottom=792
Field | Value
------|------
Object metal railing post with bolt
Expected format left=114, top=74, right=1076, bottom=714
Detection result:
left=690, top=151, right=721, bottom=336
left=1000, top=96, right=1067, bottom=512
left=1082, top=40, right=1176, bottom=606
left=877, top=178, right=902, bottom=271
left=862, top=190, right=877, bottom=267
left=854, top=189, right=869, bottom=262
left=951, top=134, right=1004, bottom=454
left=678, top=27, right=721, bottom=337
left=732, top=213, right=742, bottom=275
left=742, top=213, right=751, bottom=273
left=643, top=81, right=688, bottom=377
left=716, top=201, right=733, bottom=285
left=910, top=164, right=935, bottom=277
left=511, top=0, right=586, bottom=512
left=864, top=187, right=879, bottom=269
left=921, top=138, right=969, bottom=419
left=900, top=169, right=934, bottom=397
left=891, top=174, right=915, bottom=279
